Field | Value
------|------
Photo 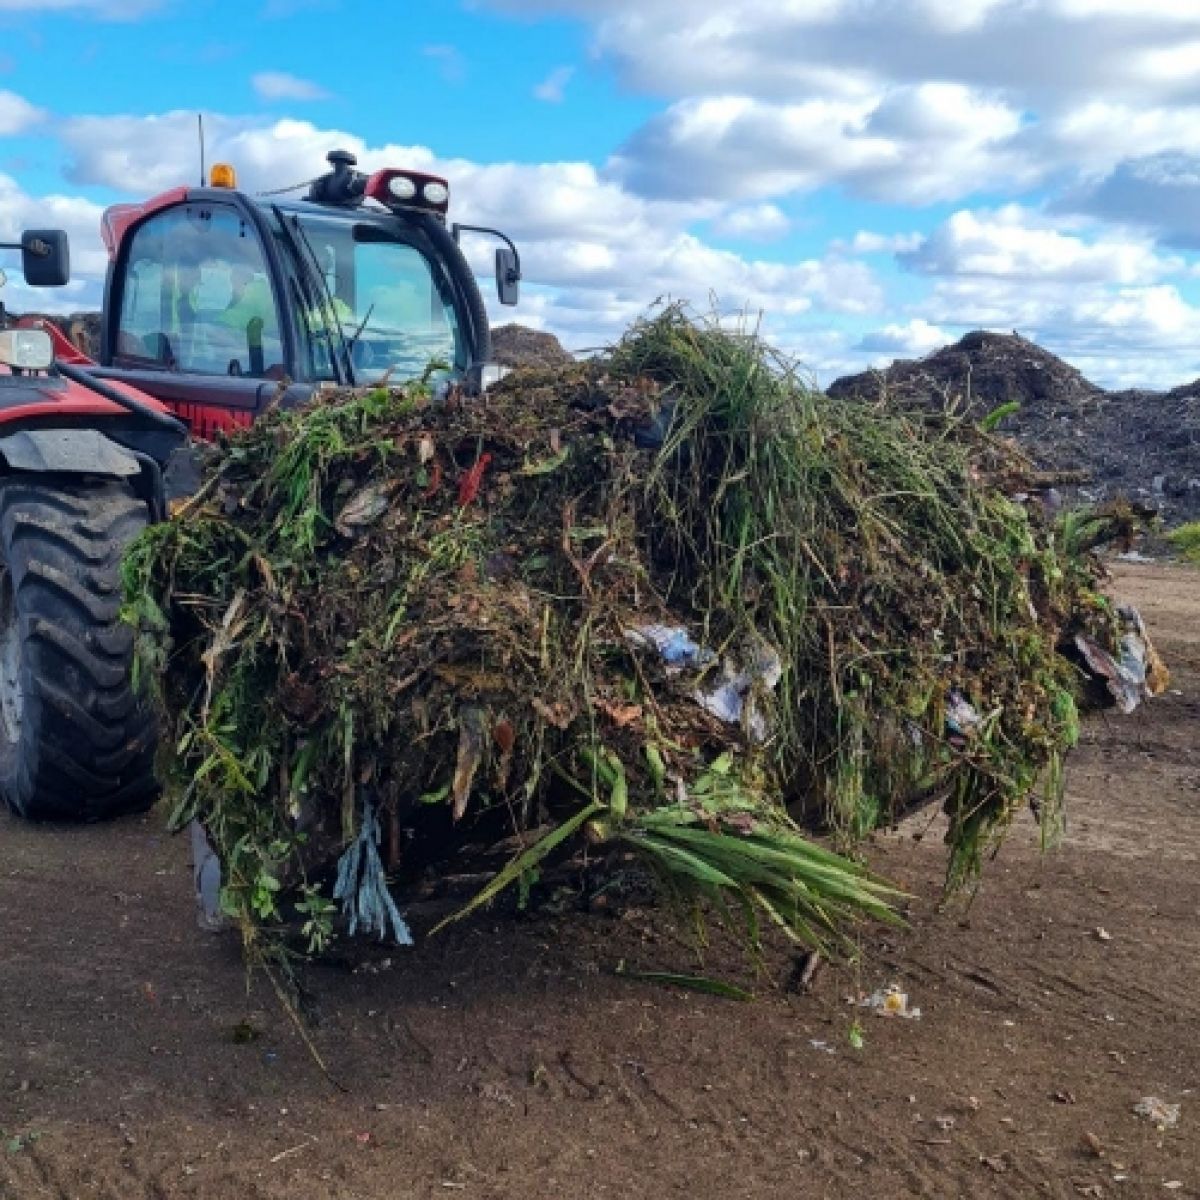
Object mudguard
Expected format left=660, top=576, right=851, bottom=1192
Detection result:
left=0, top=428, right=142, bottom=477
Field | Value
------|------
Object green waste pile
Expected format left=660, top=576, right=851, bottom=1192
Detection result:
left=123, top=309, right=1157, bottom=965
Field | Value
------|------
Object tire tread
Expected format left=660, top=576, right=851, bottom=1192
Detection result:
left=0, top=477, right=157, bottom=821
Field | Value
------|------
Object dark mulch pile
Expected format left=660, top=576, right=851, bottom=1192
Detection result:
left=491, top=323, right=573, bottom=370
left=830, top=330, right=1200, bottom=524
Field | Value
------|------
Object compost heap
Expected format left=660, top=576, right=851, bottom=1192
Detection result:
left=125, top=310, right=1155, bottom=964
left=829, top=331, right=1200, bottom=526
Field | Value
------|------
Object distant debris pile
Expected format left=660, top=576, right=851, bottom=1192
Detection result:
left=830, top=330, right=1200, bottom=525
left=490, top=323, right=573, bottom=369
left=829, top=330, right=1103, bottom=458
left=1096, top=383, right=1200, bottom=525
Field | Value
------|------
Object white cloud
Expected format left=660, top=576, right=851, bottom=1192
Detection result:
left=58, top=112, right=710, bottom=241
left=38, top=0, right=1200, bottom=395
left=0, top=173, right=108, bottom=313
left=251, top=71, right=330, bottom=102
left=608, top=84, right=1031, bottom=204
left=913, top=0, right=1012, bottom=32
left=487, top=0, right=1200, bottom=100
left=711, top=203, right=790, bottom=241
left=533, top=66, right=574, bottom=103
left=900, top=205, right=1181, bottom=285
left=483, top=0, right=1200, bottom=221
left=880, top=203, right=1200, bottom=385
left=46, top=101, right=1200, bottom=388
left=848, top=230, right=924, bottom=254
left=1061, top=152, right=1200, bottom=249
left=0, top=90, right=42, bottom=135
left=1043, top=101, right=1200, bottom=176
left=908, top=274, right=1200, bottom=387
left=855, top=318, right=949, bottom=361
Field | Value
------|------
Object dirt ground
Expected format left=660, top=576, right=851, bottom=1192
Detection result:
left=1, top=561, right=1196, bottom=1200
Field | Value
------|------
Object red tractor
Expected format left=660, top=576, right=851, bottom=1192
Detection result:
left=3, top=150, right=520, bottom=822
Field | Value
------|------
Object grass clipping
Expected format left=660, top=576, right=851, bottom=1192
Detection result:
left=124, top=310, right=1121, bottom=961
left=1168, top=521, right=1200, bottom=565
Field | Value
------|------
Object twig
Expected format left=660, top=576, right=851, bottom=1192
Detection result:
left=169, top=465, right=225, bottom=522
left=260, top=957, right=348, bottom=1093
left=269, top=1133, right=318, bottom=1164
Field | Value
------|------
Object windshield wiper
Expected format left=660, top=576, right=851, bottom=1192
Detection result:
left=272, top=204, right=354, bottom=384
left=346, top=302, right=375, bottom=355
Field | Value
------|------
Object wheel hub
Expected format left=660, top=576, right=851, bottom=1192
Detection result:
left=0, top=569, right=25, bottom=744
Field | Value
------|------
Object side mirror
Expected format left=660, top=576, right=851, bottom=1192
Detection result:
left=495, top=247, right=520, bottom=307
left=21, top=230, right=70, bottom=288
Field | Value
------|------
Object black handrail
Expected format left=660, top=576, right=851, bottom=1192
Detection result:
left=53, top=359, right=189, bottom=437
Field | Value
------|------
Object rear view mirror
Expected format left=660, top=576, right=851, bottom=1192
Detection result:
left=495, top=247, right=520, bottom=306
left=21, top=230, right=70, bottom=288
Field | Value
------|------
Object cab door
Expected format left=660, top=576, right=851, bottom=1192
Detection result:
left=96, top=200, right=307, bottom=437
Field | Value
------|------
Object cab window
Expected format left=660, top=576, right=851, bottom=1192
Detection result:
left=116, top=205, right=285, bottom=379
left=286, top=212, right=462, bottom=384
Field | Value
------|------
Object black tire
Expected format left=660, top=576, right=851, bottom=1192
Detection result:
left=0, top=476, right=158, bottom=821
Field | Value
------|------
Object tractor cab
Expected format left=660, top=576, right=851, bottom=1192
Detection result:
left=94, top=150, right=520, bottom=438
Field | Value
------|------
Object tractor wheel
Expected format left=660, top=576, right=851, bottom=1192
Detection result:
left=0, top=477, right=158, bottom=821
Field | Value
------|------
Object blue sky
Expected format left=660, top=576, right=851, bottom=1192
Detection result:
left=6, top=0, right=1200, bottom=387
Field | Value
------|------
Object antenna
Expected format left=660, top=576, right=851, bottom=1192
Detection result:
left=198, top=113, right=207, bottom=187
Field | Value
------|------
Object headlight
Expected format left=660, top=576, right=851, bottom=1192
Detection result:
left=422, top=181, right=449, bottom=205
left=388, top=176, right=417, bottom=201
left=0, top=328, right=53, bottom=371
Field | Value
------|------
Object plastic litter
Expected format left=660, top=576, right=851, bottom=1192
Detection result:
left=856, top=983, right=922, bottom=1019
left=624, top=624, right=715, bottom=669
left=626, top=625, right=782, bottom=741
left=692, top=639, right=783, bottom=742
left=1133, top=1096, right=1180, bottom=1130
left=1118, top=604, right=1170, bottom=694
left=1075, top=604, right=1169, bottom=714
left=189, top=820, right=225, bottom=932
left=945, top=690, right=982, bottom=743
left=333, top=799, right=413, bottom=945
left=334, top=484, right=391, bottom=536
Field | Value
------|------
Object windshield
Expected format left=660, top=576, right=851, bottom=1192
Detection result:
left=284, top=212, right=463, bottom=384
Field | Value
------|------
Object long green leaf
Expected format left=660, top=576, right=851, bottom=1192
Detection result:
left=627, top=832, right=739, bottom=888
left=646, top=823, right=904, bottom=902
left=614, top=964, right=753, bottom=1001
